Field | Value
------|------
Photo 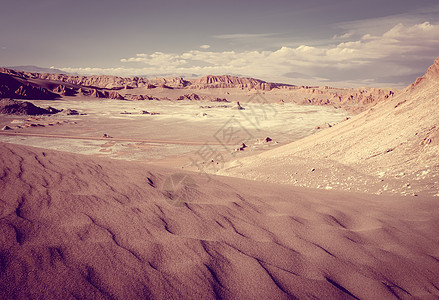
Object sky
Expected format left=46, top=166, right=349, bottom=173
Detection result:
left=1, top=0, right=439, bottom=87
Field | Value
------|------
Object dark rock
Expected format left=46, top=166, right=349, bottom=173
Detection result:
left=0, top=99, right=60, bottom=115
left=0, top=73, right=59, bottom=100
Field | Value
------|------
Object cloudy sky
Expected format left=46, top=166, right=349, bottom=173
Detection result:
left=1, top=0, right=439, bottom=87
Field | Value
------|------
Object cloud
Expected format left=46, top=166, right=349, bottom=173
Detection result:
left=200, top=45, right=211, bottom=49
left=332, top=32, right=353, bottom=40
left=120, top=52, right=187, bottom=67
left=335, top=4, right=439, bottom=36
left=212, top=33, right=278, bottom=39
left=59, top=22, right=439, bottom=88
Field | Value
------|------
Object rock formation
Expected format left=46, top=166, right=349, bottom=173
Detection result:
left=297, top=87, right=395, bottom=112
left=232, top=101, right=245, bottom=110
left=0, top=99, right=61, bottom=115
left=53, top=85, right=76, bottom=96
left=409, top=56, right=439, bottom=89
left=0, top=73, right=59, bottom=100
left=107, top=91, right=125, bottom=100
left=0, top=68, right=395, bottom=110
left=191, top=75, right=279, bottom=90
left=176, top=93, right=201, bottom=101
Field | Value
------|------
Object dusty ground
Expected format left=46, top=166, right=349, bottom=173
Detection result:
left=0, top=95, right=348, bottom=168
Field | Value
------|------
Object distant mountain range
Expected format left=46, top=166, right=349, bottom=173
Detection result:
left=5, top=65, right=69, bottom=74
left=0, top=66, right=395, bottom=112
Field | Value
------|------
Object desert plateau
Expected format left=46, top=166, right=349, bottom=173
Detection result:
left=1, top=0, right=439, bottom=299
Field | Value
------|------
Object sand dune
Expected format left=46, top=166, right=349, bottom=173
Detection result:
left=1, top=142, right=438, bottom=299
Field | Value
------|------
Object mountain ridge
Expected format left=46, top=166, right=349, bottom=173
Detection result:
left=5, top=65, right=70, bottom=74
left=0, top=67, right=395, bottom=111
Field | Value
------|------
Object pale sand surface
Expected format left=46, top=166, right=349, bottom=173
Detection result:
left=0, top=97, right=348, bottom=165
left=1, top=142, right=438, bottom=299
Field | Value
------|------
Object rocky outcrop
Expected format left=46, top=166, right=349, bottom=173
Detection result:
left=0, top=99, right=61, bottom=115
left=53, top=85, right=76, bottom=96
left=176, top=93, right=201, bottom=101
left=0, top=73, right=59, bottom=100
left=36, top=74, right=150, bottom=90
left=107, top=91, right=125, bottom=100
left=79, top=89, right=124, bottom=100
left=209, top=97, right=230, bottom=102
left=149, top=77, right=191, bottom=88
left=409, top=57, right=439, bottom=90
left=129, top=95, right=146, bottom=100
left=232, top=101, right=245, bottom=110
left=58, top=108, right=81, bottom=115
left=191, top=75, right=279, bottom=90
left=425, top=57, right=439, bottom=81
left=126, top=94, right=158, bottom=101
left=297, top=87, right=395, bottom=112
left=0, top=68, right=192, bottom=90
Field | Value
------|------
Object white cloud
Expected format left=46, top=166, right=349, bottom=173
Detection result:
left=335, top=4, right=439, bottom=38
left=59, top=22, right=439, bottom=88
left=212, top=33, right=278, bottom=39
left=332, top=32, right=353, bottom=40
left=120, top=52, right=187, bottom=67
left=200, top=45, right=211, bottom=49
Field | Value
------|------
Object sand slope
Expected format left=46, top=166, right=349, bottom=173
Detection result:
left=220, top=57, right=439, bottom=196
left=1, top=142, right=439, bottom=299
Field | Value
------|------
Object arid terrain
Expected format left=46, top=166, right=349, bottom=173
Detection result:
left=1, top=58, right=439, bottom=299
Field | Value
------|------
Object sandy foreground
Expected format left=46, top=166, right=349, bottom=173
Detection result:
left=1, top=142, right=439, bottom=299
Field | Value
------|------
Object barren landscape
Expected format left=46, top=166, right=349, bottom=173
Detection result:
left=3, top=0, right=439, bottom=293
left=0, top=55, right=438, bottom=299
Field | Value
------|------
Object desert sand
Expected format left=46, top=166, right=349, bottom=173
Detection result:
left=1, top=142, right=439, bottom=299
left=1, top=59, right=439, bottom=299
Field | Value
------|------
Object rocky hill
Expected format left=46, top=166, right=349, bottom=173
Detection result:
left=291, top=86, right=395, bottom=112
left=0, top=69, right=125, bottom=100
left=0, top=68, right=191, bottom=90
left=6, top=65, right=68, bottom=74
left=0, top=73, right=59, bottom=100
left=0, top=98, right=60, bottom=115
left=190, top=75, right=281, bottom=90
